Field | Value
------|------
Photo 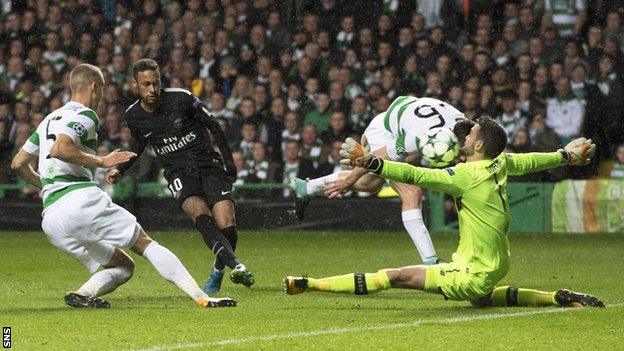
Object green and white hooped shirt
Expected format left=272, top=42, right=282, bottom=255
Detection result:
left=21, top=101, right=100, bottom=211
left=383, top=96, right=465, bottom=161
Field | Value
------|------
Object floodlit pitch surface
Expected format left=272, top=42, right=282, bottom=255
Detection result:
left=1, top=231, right=622, bottom=350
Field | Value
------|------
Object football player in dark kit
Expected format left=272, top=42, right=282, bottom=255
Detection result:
left=106, top=59, right=254, bottom=293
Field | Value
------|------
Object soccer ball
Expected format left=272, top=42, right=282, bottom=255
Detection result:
left=418, top=127, right=460, bottom=168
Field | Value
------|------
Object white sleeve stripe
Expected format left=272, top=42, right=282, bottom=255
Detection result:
left=164, top=87, right=192, bottom=95
left=22, top=140, right=39, bottom=155
left=125, top=99, right=140, bottom=113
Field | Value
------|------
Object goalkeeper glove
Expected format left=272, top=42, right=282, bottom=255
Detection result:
left=339, top=137, right=384, bottom=173
left=558, top=137, right=596, bottom=166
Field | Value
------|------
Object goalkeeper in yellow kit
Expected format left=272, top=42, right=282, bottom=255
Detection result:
left=284, top=117, right=604, bottom=308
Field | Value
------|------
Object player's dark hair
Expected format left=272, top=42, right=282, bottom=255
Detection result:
left=476, top=116, right=507, bottom=158
left=132, top=58, right=159, bottom=78
left=453, top=119, right=475, bottom=147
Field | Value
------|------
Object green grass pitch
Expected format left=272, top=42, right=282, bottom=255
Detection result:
left=1, top=230, right=623, bottom=350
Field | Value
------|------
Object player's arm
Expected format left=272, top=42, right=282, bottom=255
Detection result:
left=107, top=128, right=146, bottom=184
left=385, top=129, right=419, bottom=162
left=11, top=149, right=41, bottom=189
left=339, top=138, right=468, bottom=196
left=506, top=138, right=596, bottom=176
left=378, top=160, right=466, bottom=196
left=327, top=136, right=389, bottom=195
left=191, top=98, right=237, bottom=181
left=51, top=134, right=136, bottom=168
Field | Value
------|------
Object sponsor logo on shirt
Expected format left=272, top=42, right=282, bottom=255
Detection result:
left=154, top=132, right=197, bottom=155
left=192, top=97, right=202, bottom=108
left=67, top=122, right=86, bottom=136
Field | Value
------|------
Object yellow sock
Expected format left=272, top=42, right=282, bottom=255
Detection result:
left=491, top=286, right=558, bottom=307
left=307, top=270, right=391, bottom=294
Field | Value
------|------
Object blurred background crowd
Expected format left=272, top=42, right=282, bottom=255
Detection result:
left=2, top=0, right=624, bottom=202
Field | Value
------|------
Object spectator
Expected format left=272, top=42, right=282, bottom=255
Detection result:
left=596, top=55, right=624, bottom=148
left=610, top=144, right=624, bottom=179
left=320, top=110, right=350, bottom=145
left=399, top=55, right=425, bottom=95
left=517, top=80, right=544, bottom=117
left=461, top=90, right=481, bottom=121
left=2, top=56, right=25, bottom=92
left=277, top=140, right=316, bottom=198
left=232, top=150, right=248, bottom=188
left=265, top=97, right=286, bottom=159
left=238, top=121, right=258, bottom=160
left=300, top=123, right=328, bottom=168
left=265, top=9, right=291, bottom=53
left=304, top=92, right=333, bottom=133
left=281, top=111, right=301, bottom=154
left=336, top=15, right=355, bottom=52
left=542, top=0, right=586, bottom=38
left=246, top=142, right=277, bottom=183
left=318, top=140, right=346, bottom=177
left=510, top=128, right=532, bottom=153
left=329, top=81, right=350, bottom=112
left=529, top=113, right=562, bottom=152
left=349, top=95, right=373, bottom=135
left=43, top=32, right=67, bottom=73
left=209, top=91, right=234, bottom=121
left=546, top=76, right=585, bottom=144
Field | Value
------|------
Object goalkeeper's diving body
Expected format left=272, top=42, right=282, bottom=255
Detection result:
left=285, top=117, right=604, bottom=308
left=289, top=96, right=474, bottom=265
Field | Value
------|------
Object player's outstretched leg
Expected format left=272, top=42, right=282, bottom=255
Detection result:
left=391, top=182, right=438, bottom=265
left=66, top=248, right=135, bottom=309
left=205, top=200, right=240, bottom=293
left=195, top=215, right=254, bottom=288
left=131, top=229, right=236, bottom=308
left=183, top=197, right=255, bottom=289
left=285, top=270, right=391, bottom=295
left=489, top=286, right=605, bottom=308
left=289, top=177, right=312, bottom=220
left=65, top=292, right=111, bottom=309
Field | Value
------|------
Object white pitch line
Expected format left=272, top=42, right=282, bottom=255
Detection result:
left=130, top=303, right=623, bottom=351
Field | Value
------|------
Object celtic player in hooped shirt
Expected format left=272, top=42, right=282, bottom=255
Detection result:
left=285, top=117, right=604, bottom=308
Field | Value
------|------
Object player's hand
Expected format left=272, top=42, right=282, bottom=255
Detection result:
left=339, top=137, right=371, bottom=167
left=105, top=169, right=121, bottom=184
left=224, top=161, right=237, bottom=184
left=101, top=149, right=136, bottom=168
left=324, top=177, right=356, bottom=199
left=560, top=138, right=596, bottom=166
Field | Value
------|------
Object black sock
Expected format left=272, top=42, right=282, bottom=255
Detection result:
left=214, top=226, right=238, bottom=271
left=195, top=215, right=239, bottom=269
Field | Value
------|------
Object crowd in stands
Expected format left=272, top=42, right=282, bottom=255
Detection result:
left=1, top=0, right=624, bottom=201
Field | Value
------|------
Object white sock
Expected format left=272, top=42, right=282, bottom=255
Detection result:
left=402, top=209, right=437, bottom=263
left=76, top=267, right=132, bottom=297
left=306, top=173, right=339, bottom=196
left=143, top=242, right=208, bottom=301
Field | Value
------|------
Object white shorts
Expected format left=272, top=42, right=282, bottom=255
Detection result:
left=42, top=187, right=141, bottom=273
left=363, top=113, right=394, bottom=153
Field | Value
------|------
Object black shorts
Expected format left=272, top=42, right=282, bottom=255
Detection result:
left=164, top=168, right=233, bottom=208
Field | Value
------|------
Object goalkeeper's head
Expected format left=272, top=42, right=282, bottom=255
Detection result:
left=453, top=119, right=475, bottom=148
left=462, top=116, right=507, bottom=161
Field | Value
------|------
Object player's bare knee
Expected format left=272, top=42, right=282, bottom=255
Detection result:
left=386, top=268, right=415, bottom=288
left=130, top=230, right=154, bottom=256
left=212, top=200, right=236, bottom=228
left=181, top=197, right=211, bottom=221
left=396, top=185, right=422, bottom=209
